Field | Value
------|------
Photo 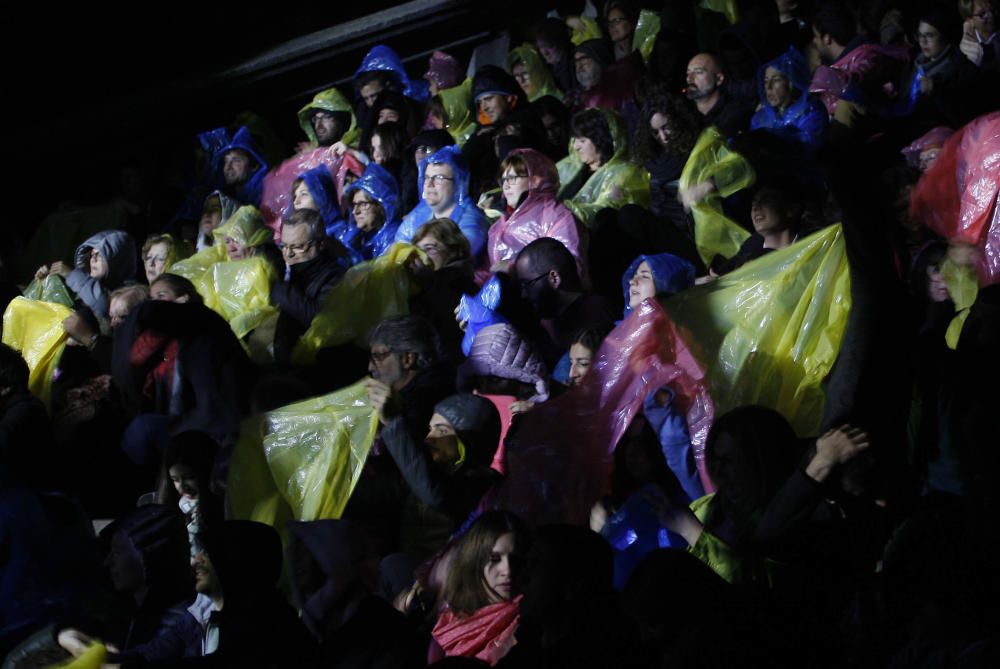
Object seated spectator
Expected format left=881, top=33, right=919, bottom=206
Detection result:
left=0, top=343, right=54, bottom=487
left=396, top=146, right=489, bottom=261
left=558, top=108, right=649, bottom=227
left=150, top=273, right=202, bottom=304
left=508, top=44, right=564, bottom=102
left=157, top=430, right=223, bottom=557
left=216, top=126, right=269, bottom=207
left=35, top=230, right=136, bottom=323
left=713, top=185, right=805, bottom=275
left=751, top=47, right=829, bottom=151
left=352, top=44, right=430, bottom=135
left=604, top=0, right=639, bottom=62
left=401, top=128, right=456, bottom=213
left=290, top=164, right=343, bottom=239
left=142, top=233, right=188, bottom=285
left=959, top=0, right=998, bottom=69
left=196, top=191, right=238, bottom=251
left=430, top=510, right=530, bottom=665
left=906, top=7, right=980, bottom=126
left=425, top=79, right=477, bottom=147
left=488, top=148, right=584, bottom=275
left=339, top=163, right=402, bottom=262
left=620, top=252, right=695, bottom=317
left=535, top=17, right=577, bottom=93
left=271, top=209, right=347, bottom=366
left=567, top=38, right=637, bottom=115
left=423, top=50, right=463, bottom=96
left=563, top=326, right=610, bottom=388
left=685, top=52, right=755, bottom=138
left=297, top=87, right=358, bottom=150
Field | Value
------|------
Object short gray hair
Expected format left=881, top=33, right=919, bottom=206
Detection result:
left=281, top=208, right=326, bottom=242
left=369, top=315, right=439, bottom=370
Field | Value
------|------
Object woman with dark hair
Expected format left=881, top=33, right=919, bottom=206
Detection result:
left=604, top=0, right=639, bottom=61
left=557, top=108, right=648, bottom=228
left=149, top=273, right=203, bottom=304
left=751, top=46, right=829, bottom=151
left=905, top=6, right=980, bottom=126
left=431, top=510, right=531, bottom=665
left=712, top=184, right=804, bottom=275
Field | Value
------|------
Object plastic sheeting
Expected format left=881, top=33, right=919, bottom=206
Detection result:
left=910, top=112, right=1000, bottom=286
left=260, top=148, right=345, bottom=238
left=195, top=256, right=279, bottom=340
left=22, top=275, right=74, bottom=308
left=227, top=381, right=377, bottom=541
left=2, top=297, right=73, bottom=412
left=506, top=45, right=563, bottom=102
left=680, top=126, right=755, bottom=266
left=942, top=258, right=978, bottom=349
left=292, top=243, right=427, bottom=364
left=458, top=275, right=506, bottom=356
left=632, top=9, right=661, bottom=63
left=570, top=16, right=603, bottom=46
left=438, top=78, right=476, bottom=147
left=699, top=0, right=740, bottom=24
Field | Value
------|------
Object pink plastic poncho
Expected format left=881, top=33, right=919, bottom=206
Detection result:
left=431, top=596, right=521, bottom=666
left=258, top=147, right=345, bottom=238
left=910, top=112, right=1000, bottom=286
left=492, top=299, right=714, bottom=526
left=809, top=43, right=910, bottom=116
left=488, top=148, right=584, bottom=270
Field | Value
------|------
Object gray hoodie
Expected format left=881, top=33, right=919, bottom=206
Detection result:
left=65, top=229, right=137, bottom=317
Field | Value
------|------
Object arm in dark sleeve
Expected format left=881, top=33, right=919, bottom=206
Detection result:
left=753, top=469, right=826, bottom=544
left=381, top=415, right=448, bottom=512
left=270, top=275, right=338, bottom=327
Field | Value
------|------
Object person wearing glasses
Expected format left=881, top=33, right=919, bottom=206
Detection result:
left=270, top=208, right=347, bottom=366
left=904, top=7, right=979, bottom=125
left=959, top=0, right=998, bottom=68
left=396, top=145, right=490, bottom=262
left=340, top=163, right=402, bottom=262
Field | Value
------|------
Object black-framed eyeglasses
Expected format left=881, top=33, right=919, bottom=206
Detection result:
left=423, top=174, right=455, bottom=185
left=499, top=173, right=528, bottom=187
left=278, top=240, right=316, bottom=254
left=369, top=348, right=394, bottom=364
left=518, top=272, right=549, bottom=291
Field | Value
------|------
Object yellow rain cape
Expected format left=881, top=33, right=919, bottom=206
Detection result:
left=2, top=297, right=73, bottom=412
left=942, top=258, right=978, bottom=349
left=570, top=16, right=604, bottom=45
left=633, top=9, right=662, bottom=63
left=665, top=224, right=851, bottom=437
left=438, top=78, right=476, bottom=147
left=292, top=243, right=426, bottom=365
left=680, top=126, right=755, bottom=267
left=507, top=45, right=564, bottom=102
left=227, top=380, right=378, bottom=528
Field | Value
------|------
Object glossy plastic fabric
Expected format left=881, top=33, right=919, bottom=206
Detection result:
left=213, top=126, right=269, bottom=206
left=559, top=109, right=650, bottom=227
left=195, top=256, right=279, bottom=340
left=506, top=45, right=564, bottom=102
left=260, top=147, right=344, bottom=237
left=909, top=112, right=1000, bottom=286
left=291, top=243, right=427, bottom=364
left=808, top=43, right=909, bottom=117
left=942, top=258, right=978, bottom=349
left=458, top=275, right=507, bottom=356
left=570, top=16, right=603, bottom=45
left=51, top=642, right=108, bottom=668
left=22, top=275, right=74, bottom=307
left=296, top=87, right=360, bottom=148
left=438, top=78, right=476, bottom=146
left=750, top=47, right=829, bottom=151
left=488, top=148, right=582, bottom=267
left=900, top=126, right=954, bottom=168
left=699, top=0, right=740, bottom=24
left=666, top=224, right=851, bottom=438
left=227, top=416, right=295, bottom=536
left=602, top=484, right=684, bottom=590
left=621, top=253, right=696, bottom=316
left=491, top=298, right=714, bottom=526
left=2, top=297, right=72, bottom=411
left=632, top=9, right=661, bottom=63
left=680, top=127, right=755, bottom=266
left=354, top=44, right=430, bottom=103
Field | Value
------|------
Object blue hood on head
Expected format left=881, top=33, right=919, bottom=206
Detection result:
left=216, top=126, right=269, bottom=172
left=621, top=253, right=695, bottom=315
left=353, top=44, right=430, bottom=103
left=298, top=166, right=340, bottom=226
left=417, top=145, right=472, bottom=210
left=344, top=162, right=401, bottom=227
left=756, top=47, right=810, bottom=109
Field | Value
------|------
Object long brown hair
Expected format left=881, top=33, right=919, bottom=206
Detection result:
left=443, top=510, right=530, bottom=615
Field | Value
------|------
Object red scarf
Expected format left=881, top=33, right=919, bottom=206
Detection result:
left=431, top=595, right=521, bottom=666
left=129, top=331, right=179, bottom=401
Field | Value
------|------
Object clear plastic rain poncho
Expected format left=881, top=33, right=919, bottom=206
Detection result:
left=680, top=126, right=755, bottom=266
left=632, top=9, right=661, bottom=63
left=569, top=15, right=603, bottom=45
left=485, top=223, right=850, bottom=526
left=291, top=243, right=428, bottom=365
left=437, top=78, right=476, bottom=147
left=506, top=45, right=564, bottom=103
left=227, top=379, right=378, bottom=529
left=2, top=297, right=73, bottom=411
left=558, top=108, right=650, bottom=227
left=170, top=206, right=278, bottom=339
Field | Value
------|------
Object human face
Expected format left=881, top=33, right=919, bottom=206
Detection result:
left=360, top=81, right=384, bottom=108
left=224, top=236, right=250, bottom=261
left=368, top=342, right=411, bottom=391
left=536, top=40, right=561, bottom=65
left=607, top=8, right=633, bottom=43
left=628, top=261, right=656, bottom=309
left=192, top=550, right=222, bottom=596
left=751, top=197, right=782, bottom=234
left=415, top=233, right=453, bottom=270
left=916, top=22, right=945, bottom=60
left=568, top=343, right=594, bottom=386
left=686, top=55, right=721, bottom=101
left=371, top=134, right=386, bottom=166
left=812, top=27, right=837, bottom=64
left=414, top=144, right=436, bottom=165
left=150, top=280, right=188, bottom=303
left=478, top=94, right=511, bottom=124
left=223, top=150, right=252, bottom=186
left=352, top=191, right=382, bottom=233
left=377, top=108, right=401, bottom=125
left=144, top=242, right=170, bottom=283
left=512, top=63, right=534, bottom=98
left=500, top=168, right=530, bottom=208
left=483, top=532, right=515, bottom=603
left=89, top=249, right=109, bottom=280
left=109, top=296, right=131, bottom=329
left=280, top=223, right=320, bottom=266
left=649, top=112, right=673, bottom=149
left=169, top=463, right=199, bottom=499
left=763, top=66, right=793, bottom=110
left=927, top=265, right=951, bottom=302
left=425, top=413, right=460, bottom=465
left=106, top=531, right=145, bottom=594
left=422, top=163, right=457, bottom=212
left=311, top=111, right=341, bottom=145
left=574, top=52, right=601, bottom=89
left=573, top=136, right=601, bottom=170
left=201, top=199, right=223, bottom=236
left=515, top=256, right=559, bottom=318
left=970, top=1, right=995, bottom=37
left=293, top=182, right=316, bottom=211
left=918, top=147, right=942, bottom=172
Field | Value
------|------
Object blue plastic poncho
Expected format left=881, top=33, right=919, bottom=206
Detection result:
left=750, top=47, right=829, bottom=151
left=296, top=165, right=340, bottom=230
left=353, top=44, right=430, bottom=104
left=456, top=275, right=507, bottom=356
left=621, top=253, right=696, bottom=317
left=213, top=126, right=269, bottom=207
left=338, top=163, right=402, bottom=262
left=396, top=145, right=490, bottom=259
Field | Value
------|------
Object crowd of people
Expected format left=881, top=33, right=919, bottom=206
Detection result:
left=2, top=1, right=999, bottom=667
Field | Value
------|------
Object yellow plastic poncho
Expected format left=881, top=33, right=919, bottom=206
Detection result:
left=569, top=16, right=604, bottom=45
left=680, top=126, right=756, bottom=267
left=438, top=78, right=476, bottom=147
left=506, top=45, right=564, bottom=103
left=558, top=108, right=650, bottom=227
left=666, top=224, right=852, bottom=437
left=22, top=275, right=75, bottom=308
left=297, top=87, right=361, bottom=148
left=292, top=243, right=426, bottom=365
left=942, top=258, right=979, bottom=349
left=2, top=297, right=73, bottom=412
left=633, top=9, right=662, bottom=63
left=699, top=0, right=740, bottom=24
left=227, top=379, right=378, bottom=528
left=46, top=641, right=108, bottom=669
left=169, top=206, right=277, bottom=339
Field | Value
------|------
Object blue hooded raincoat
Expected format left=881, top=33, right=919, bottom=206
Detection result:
left=620, top=253, right=696, bottom=317
left=750, top=47, right=828, bottom=151
left=396, top=146, right=489, bottom=260
left=215, top=126, right=270, bottom=207
left=353, top=44, right=430, bottom=103
left=340, top=163, right=402, bottom=262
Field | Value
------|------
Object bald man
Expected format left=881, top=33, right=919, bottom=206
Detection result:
left=685, top=53, right=754, bottom=138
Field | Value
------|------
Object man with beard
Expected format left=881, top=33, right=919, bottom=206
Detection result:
left=514, top=237, right=615, bottom=368
left=685, top=53, right=754, bottom=138
left=569, top=38, right=636, bottom=115
left=297, top=87, right=356, bottom=149
left=216, top=127, right=269, bottom=207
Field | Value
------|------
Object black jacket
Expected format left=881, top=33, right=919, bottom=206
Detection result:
left=270, top=254, right=345, bottom=365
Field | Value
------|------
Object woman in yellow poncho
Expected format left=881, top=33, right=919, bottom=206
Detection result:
left=557, top=108, right=649, bottom=227
left=506, top=45, right=564, bottom=103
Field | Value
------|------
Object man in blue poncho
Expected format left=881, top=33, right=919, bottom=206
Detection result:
left=215, top=126, right=269, bottom=207
left=353, top=44, right=430, bottom=136
left=750, top=47, right=829, bottom=151
left=396, top=146, right=489, bottom=262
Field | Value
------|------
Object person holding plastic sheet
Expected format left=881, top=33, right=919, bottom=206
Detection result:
left=396, top=146, right=490, bottom=262
left=429, top=510, right=530, bottom=666
left=213, top=126, right=269, bottom=208
left=339, top=162, right=402, bottom=263
left=750, top=47, right=829, bottom=152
